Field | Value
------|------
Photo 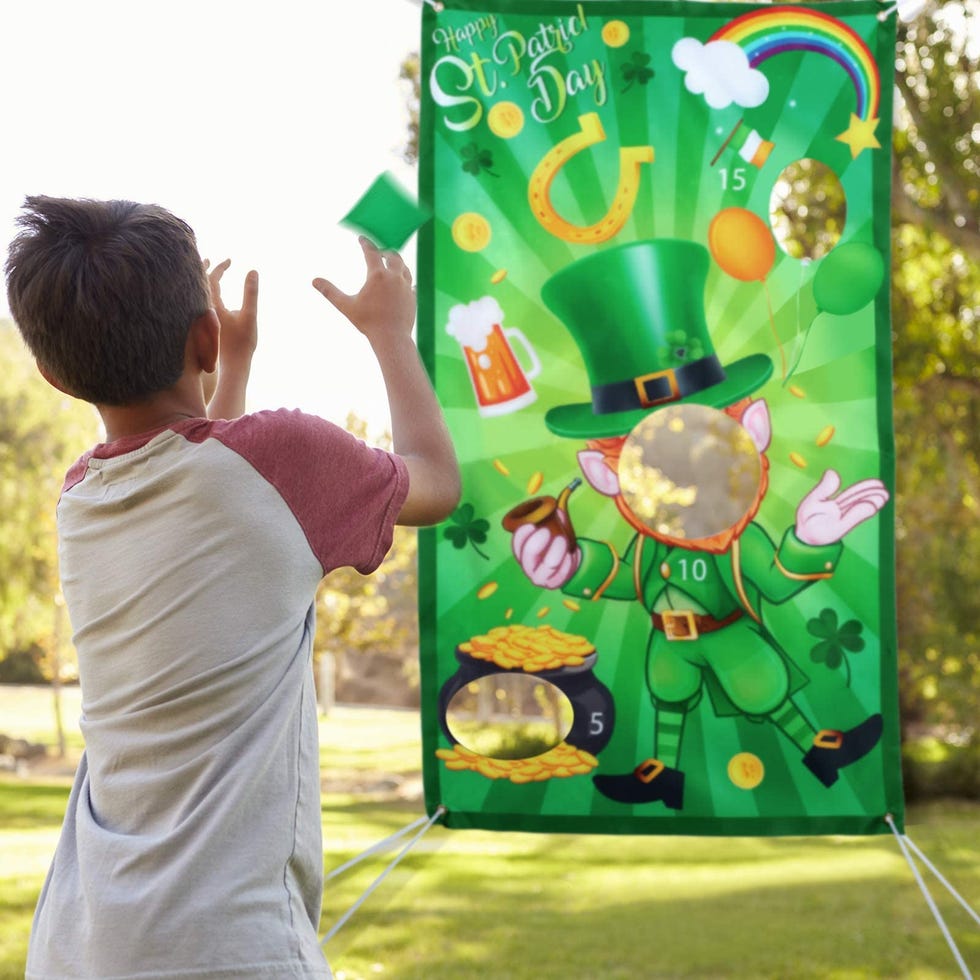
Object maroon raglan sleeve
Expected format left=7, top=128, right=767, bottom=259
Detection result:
left=205, top=410, right=409, bottom=575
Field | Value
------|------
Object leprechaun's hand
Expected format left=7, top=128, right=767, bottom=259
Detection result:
left=796, top=469, right=889, bottom=546
left=512, top=520, right=581, bottom=589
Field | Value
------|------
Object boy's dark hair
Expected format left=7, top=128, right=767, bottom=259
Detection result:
left=4, top=196, right=211, bottom=406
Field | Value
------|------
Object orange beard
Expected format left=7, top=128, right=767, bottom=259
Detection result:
left=589, top=399, right=770, bottom=555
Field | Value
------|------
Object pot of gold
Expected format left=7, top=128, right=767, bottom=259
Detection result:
left=437, top=622, right=615, bottom=760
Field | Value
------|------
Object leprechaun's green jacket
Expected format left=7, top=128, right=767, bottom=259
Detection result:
left=563, top=522, right=842, bottom=620
left=561, top=523, right=842, bottom=714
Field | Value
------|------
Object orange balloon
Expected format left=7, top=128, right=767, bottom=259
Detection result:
left=708, top=207, right=776, bottom=282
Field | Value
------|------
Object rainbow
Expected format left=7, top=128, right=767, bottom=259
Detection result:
left=710, top=6, right=880, bottom=121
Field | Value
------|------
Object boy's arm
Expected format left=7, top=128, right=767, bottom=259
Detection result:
left=313, top=237, right=461, bottom=527
left=204, top=259, right=259, bottom=420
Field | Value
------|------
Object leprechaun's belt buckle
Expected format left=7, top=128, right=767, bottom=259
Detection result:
left=661, top=609, right=699, bottom=641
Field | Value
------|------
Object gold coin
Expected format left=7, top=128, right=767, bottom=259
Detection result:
left=452, top=212, right=492, bottom=252
left=789, top=385, right=806, bottom=399
left=526, top=472, right=543, bottom=494
left=601, top=20, right=630, bottom=47
left=493, top=458, right=510, bottom=476
left=476, top=581, right=498, bottom=600
left=490, top=268, right=508, bottom=284
left=487, top=101, right=525, bottom=139
left=816, top=425, right=835, bottom=447
left=563, top=599, right=581, bottom=612
left=728, top=752, right=765, bottom=789
left=790, top=452, right=807, bottom=469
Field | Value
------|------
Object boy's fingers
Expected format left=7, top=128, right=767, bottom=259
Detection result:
left=313, top=277, right=352, bottom=317
left=384, top=251, right=412, bottom=283
left=207, top=259, right=232, bottom=311
left=358, top=236, right=384, bottom=274
left=209, top=258, right=232, bottom=281
left=241, top=270, right=259, bottom=315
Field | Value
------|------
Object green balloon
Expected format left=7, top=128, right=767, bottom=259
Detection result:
left=812, top=242, right=885, bottom=315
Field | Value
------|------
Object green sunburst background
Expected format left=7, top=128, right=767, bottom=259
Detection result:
left=418, top=0, right=902, bottom=836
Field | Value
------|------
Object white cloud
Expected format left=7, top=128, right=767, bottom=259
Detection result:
left=671, top=38, right=769, bottom=110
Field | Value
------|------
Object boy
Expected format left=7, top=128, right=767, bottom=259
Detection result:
left=5, top=196, right=460, bottom=979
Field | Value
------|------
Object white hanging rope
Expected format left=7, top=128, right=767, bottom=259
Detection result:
left=325, top=813, right=435, bottom=882
left=885, top=814, right=974, bottom=980
left=898, top=825, right=980, bottom=929
left=320, top=806, right=446, bottom=947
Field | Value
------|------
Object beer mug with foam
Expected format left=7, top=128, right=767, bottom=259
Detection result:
left=446, top=296, right=541, bottom=417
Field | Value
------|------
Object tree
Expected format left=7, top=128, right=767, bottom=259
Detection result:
left=0, top=321, right=100, bottom=681
left=313, top=414, right=421, bottom=707
left=890, top=2, right=979, bottom=737
left=399, top=53, right=421, bottom=166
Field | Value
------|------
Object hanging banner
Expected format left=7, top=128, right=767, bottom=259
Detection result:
left=417, top=0, right=903, bottom=836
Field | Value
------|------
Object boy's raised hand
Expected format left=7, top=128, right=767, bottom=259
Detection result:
left=312, top=237, right=415, bottom=342
left=207, top=259, right=259, bottom=361
left=204, top=259, right=259, bottom=420
left=311, top=236, right=460, bottom=527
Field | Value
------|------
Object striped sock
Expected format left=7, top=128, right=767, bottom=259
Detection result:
left=769, top=700, right=816, bottom=753
left=654, top=708, right=687, bottom=769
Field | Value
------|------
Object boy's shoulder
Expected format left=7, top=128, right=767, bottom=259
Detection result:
left=60, top=409, right=408, bottom=574
left=63, top=409, right=351, bottom=494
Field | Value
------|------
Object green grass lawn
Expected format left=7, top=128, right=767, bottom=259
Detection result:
left=1, top=698, right=977, bottom=979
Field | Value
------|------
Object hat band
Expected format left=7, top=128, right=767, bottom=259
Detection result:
left=590, top=355, right=726, bottom=414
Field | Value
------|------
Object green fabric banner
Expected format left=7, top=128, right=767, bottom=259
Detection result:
left=418, top=0, right=903, bottom=836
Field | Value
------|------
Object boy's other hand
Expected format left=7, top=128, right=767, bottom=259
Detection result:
left=312, top=237, right=415, bottom=345
left=206, top=259, right=259, bottom=363
left=204, top=259, right=258, bottom=420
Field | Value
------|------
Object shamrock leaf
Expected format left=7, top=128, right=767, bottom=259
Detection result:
left=807, top=608, right=865, bottom=684
left=443, top=502, right=491, bottom=559
left=460, top=143, right=498, bottom=178
left=658, top=330, right=704, bottom=366
left=621, top=51, right=655, bottom=92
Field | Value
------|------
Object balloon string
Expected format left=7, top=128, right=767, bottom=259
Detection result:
left=786, top=314, right=818, bottom=385
left=764, top=280, right=788, bottom=381
left=784, top=259, right=814, bottom=386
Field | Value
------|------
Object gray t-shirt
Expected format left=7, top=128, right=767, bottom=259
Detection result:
left=27, top=411, right=408, bottom=980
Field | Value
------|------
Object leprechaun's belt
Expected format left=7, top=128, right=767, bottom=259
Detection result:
left=653, top=608, right=744, bottom=641
left=591, top=355, right=726, bottom=412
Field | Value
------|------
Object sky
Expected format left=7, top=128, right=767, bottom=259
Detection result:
left=0, top=0, right=424, bottom=432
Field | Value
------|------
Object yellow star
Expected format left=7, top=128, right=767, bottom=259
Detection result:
left=835, top=113, right=881, bottom=158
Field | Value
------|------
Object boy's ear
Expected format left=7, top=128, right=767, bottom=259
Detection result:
left=36, top=360, right=72, bottom=396
left=188, top=309, right=220, bottom=374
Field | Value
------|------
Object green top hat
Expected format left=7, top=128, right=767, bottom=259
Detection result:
left=542, top=239, right=773, bottom=439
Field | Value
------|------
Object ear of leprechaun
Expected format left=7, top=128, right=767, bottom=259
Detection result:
left=578, top=449, right=621, bottom=497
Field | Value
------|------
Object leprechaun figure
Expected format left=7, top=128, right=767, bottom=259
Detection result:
left=511, top=239, right=888, bottom=809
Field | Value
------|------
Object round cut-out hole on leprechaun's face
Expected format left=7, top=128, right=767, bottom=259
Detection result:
left=446, top=674, right=574, bottom=760
left=619, top=404, right=762, bottom=541
left=768, top=159, right=846, bottom=261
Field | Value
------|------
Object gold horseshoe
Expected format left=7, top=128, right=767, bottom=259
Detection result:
left=528, top=113, right=654, bottom=244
